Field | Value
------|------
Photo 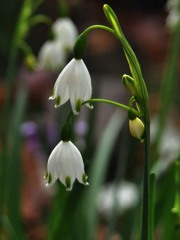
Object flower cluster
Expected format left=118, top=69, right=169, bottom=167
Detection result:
left=38, top=18, right=78, bottom=73
left=45, top=57, right=92, bottom=190
left=44, top=24, right=93, bottom=189
left=45, top=4, right=147, bottom=191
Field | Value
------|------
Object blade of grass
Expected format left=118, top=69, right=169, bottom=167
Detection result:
left=82, top=110, right=126, bottom=240
left=153, top=22, right=180, bottom=161
left=5, top=88, right=28, bottom=240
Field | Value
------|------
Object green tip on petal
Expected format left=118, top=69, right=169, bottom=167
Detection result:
left=55, top=95, right=61, bottom=107
left=49, top=88, right=55, bottom=99
left=65, top=176, right=71, bottom=190
left=51, top=88, right=54, bottom=96
left=76, top=99, right=82, bottom=113
left=44, top=172, right=48, bottom=179
left=45, top=173, right=52, bottom=184
left=82, top=173, right=89, bottom=185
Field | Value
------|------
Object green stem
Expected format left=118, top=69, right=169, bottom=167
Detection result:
left=149, top=173, right=156, bottom=240
left=141, top=116, right=151, bottom=240
left=79, top=24, right=115, bottom=36
left=171, top=159, right=180, bottom=232
left=83, top=98, right=141, bottom=117
left=73, top=24, right=115, bottom=59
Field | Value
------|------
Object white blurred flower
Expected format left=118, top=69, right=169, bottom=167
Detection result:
left=38, top=40, right=66, bottom=73
left=49, top=58, right=92, bottom=115
left=97, top=181, right=139, bottom=218
left=151, top=117, right=180, bottom=176
left=45, top=140, right=89, bottom=191
left=166, top=0, right=180, bottom=30
left=52, top=17, right=78, bottom=50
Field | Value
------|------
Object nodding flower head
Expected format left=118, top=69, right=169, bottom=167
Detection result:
left=49, top=58, right=92, bottom=115
left=38, top=40, right=66, bottom=73
left=45, top=140, right=89, bottom=191
left=52, top=18, right=78, bottom=50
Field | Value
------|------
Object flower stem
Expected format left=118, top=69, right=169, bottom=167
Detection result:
left=102, top=5, right=151, bottom=239
left=149, top=173, right=156, bottom=240
left=83, top=98, right=141, bottom=117
left=141, top=113, right=151, bottom=240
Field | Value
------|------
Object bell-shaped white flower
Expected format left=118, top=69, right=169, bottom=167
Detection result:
left=49, top=58, right=92, bottom=114
left=45, top=140, right=89, bottom=191
left=38, top=40, right=66, bottom=73
left=52, top=18, right=78, bottom=50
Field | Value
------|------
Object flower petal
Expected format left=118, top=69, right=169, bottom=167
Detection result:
left=38, top=40, right=66, bottom=73
left=69, top=59, right=92, bottom=114
left=68, top=141, right=88, bottom=185
left=46, top=141, right=62, bottom=186
left=52, top=18, right=78, bottom=49
left=56, top=142, right=76, bottom=189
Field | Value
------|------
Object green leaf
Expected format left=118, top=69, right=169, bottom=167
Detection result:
left=81, top=110, right=126, bottom=240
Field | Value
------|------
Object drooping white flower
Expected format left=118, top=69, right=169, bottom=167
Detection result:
left=97, top=181, right=139, bottom=218
left=49, top=58, right=92, bottom=114
left=45, top=140, right=89, bottom=190
left=52, top=18, right=78, bottom=50
left=166, top=0, right=180, bottom=30
left=37, top=40, right=66, bottom=73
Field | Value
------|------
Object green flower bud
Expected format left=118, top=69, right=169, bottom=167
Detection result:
left=122, top=74, right=137, bottom=96
left=129, top=117, right=144, bottom=141
left=24, top=54, right=36, bottom=71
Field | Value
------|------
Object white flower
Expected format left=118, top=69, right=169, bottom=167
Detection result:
left=45, top=140, right=89, bottom=190
left=38, top=40, right=66, bottom=73
left=49, top=58, right=92, bottom=114
left=97, top=181, right=139, bottom=218
left=166, top=0, right=180, bottom=30
left=52, top=18, right=78, bottom=50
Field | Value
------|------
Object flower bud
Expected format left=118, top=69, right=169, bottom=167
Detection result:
left=129, top=117, right=144, bottom=141
left=24, top=54, right=36, bottom=71
left=122, top=74, right=136, bottom=96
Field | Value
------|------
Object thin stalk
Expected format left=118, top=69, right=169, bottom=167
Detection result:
left=171, top=158, right=180, bottom=238
left=80, top=5, right=151, bottom=239
left=83, top=98, right=141, bottom=117
left=77, top=24, right=115, bottom=37
left=141, top=116, right=151, bottom=240
left=149, top=173, right=156, bottom=240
